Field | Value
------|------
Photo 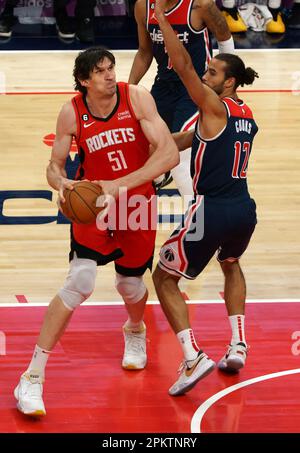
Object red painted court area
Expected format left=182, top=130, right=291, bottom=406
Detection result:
left=0, top=302, right=299, bottom=433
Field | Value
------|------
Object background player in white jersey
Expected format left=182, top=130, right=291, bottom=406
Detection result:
left=129, top=0, right=234, bottom=195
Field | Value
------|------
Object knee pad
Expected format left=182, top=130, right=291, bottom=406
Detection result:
left=115, top=273, right=147, bottom=305
left=58, top=255, right=97, bottom=311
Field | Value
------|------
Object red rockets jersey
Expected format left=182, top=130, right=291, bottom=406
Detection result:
left=72, top=82, right=152, bottom=196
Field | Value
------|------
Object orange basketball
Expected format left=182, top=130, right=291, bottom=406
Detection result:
left=61, top=181, right=105, bottom=224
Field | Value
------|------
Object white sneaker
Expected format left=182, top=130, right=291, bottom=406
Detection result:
left=14, top=371, right=46, bottom=417
left=169, top=352, right=216, bottom=396
left=218, top=342, right=248, bottom=372
left=122, top=322, right=147, bottom=370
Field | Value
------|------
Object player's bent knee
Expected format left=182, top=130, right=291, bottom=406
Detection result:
left=153, top=265, right=179, bottom=289
left=115, top=273, right=146, bottom=305
left=58, top=258, right=97, bottom=311
left=220, top=259, right=240, bottom=275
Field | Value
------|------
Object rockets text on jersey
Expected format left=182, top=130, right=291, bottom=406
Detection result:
left=72, top=82, right=152, bottom=197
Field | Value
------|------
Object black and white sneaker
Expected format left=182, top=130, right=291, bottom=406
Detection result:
left=55, top=9, right=75, bottom=39
left=154, top=171, right=173, bottom=190
left=0, top=14, right=15, bottom=38
left=218, top=342, right=248, bottom=372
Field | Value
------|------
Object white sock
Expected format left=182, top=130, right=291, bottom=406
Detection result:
left=229, top=315, right=246, bottom=345
left=177, top=328, right=200, bottom=362
left=222, top=0, right=236, bottom=9
left=27, top=344, right=50, bottom=378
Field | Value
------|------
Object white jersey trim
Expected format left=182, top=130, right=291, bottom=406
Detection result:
left=180, top=111, right=199, bottom=132
left=195, top=119, right=228, bottom=142
left=187, top=0, right=208, bottom=34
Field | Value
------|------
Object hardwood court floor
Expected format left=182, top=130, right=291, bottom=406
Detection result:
left=0, top=50, right=299, bottom=303
left=0, top=49, right=299, bottom=435
left=0, top=301, right=299, bottom=433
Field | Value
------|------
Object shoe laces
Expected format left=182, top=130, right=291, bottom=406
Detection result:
left=227, top=342, right=249, bottom=356
left=125, top=333, right=146, bottom=355
left=23, top=374, right=43, bottom=398
left=177, top=353, right=203, bottom=375
left=27, top=382, right=43, bottom=399
left=177, top=361, right=187, bottom=375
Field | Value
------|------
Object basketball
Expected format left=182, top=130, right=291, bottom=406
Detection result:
left=61, top=181, right=105, bottom=224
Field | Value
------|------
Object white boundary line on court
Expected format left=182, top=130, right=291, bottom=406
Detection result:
left=191, top=367, right=300, bottom=433
left=0, top=49, right=300, bottom=55
left=0, top=298, right=299, bottom=308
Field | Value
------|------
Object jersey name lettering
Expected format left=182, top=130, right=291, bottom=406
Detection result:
left=235, top=119, right=252, bottom=134
left=150, top=27, right=189, bottom=44
left=86, top=127, right=135, bottom=153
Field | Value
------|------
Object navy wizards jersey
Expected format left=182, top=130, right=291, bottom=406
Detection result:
left=191, top=97, right=258, bottom=199
left=147, top=0, right=212, bottom=82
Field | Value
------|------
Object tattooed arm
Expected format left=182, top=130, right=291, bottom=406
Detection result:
left=194, top=0, right=232, bottom=42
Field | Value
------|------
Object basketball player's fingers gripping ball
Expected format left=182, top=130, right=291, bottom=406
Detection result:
left=60, top=181, right=104, bottom=224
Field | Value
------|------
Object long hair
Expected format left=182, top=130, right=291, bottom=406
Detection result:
left=215, top=53, right=259, bottom=90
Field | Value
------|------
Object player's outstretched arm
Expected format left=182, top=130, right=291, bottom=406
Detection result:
left=128, top=0, right=153, bottom=84
left=154, top=0, right=223, bottom=116
left=198, top=0, right=234, bottom=53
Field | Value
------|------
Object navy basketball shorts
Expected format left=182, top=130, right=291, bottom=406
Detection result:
left=151, top=78, right=198, bottom=133
left=158, top=196, right=257, bottom=279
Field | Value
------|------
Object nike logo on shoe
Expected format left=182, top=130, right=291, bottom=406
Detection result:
left=185, top=353, right=206, bottom=377
left=83, top=121, right=96, bottom=128
left=169, top=353, right=216, bottom=396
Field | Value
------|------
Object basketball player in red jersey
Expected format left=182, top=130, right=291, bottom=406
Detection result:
left=129, top=0, right=234, bottom=196
left=14, top=47, right=179, bottom=417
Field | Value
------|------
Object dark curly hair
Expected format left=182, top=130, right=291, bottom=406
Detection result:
left=73, top=47, right=115, bottom=94
left=215, top=53, right=259, bottom=90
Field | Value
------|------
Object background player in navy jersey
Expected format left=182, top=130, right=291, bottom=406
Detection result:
left=129, top=0, right=234, bottom=196
left=152, top=0, right=259, bottom=396
left=13, top=47, right=179, bottom=417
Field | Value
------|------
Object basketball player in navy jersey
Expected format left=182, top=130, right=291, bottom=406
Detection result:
left=13, top=47, right=179, bottom=416
left=129, top=0, right=234, bottom=195
left=152, top=0, right=259, bottom=396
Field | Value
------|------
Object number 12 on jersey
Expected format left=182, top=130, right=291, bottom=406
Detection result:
left=232, top=141, right=251, bottom=179
left=107, top=150, right=128, bottom=172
